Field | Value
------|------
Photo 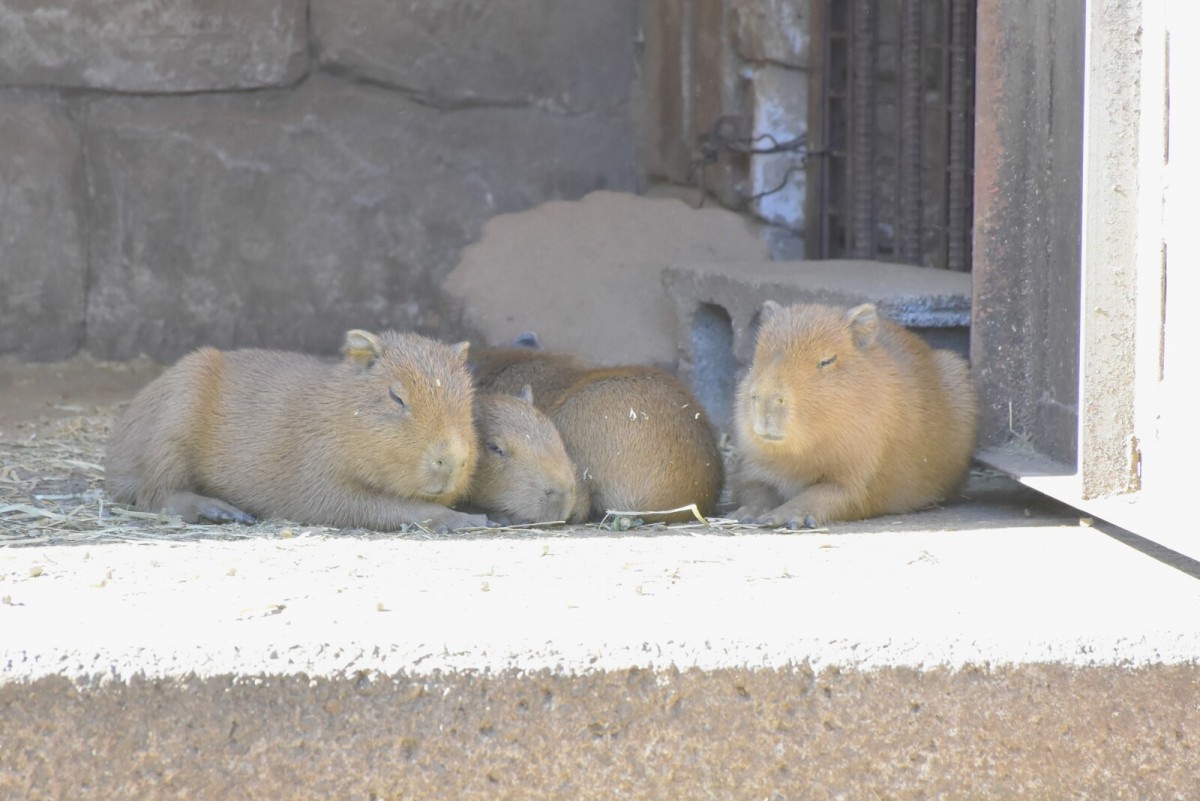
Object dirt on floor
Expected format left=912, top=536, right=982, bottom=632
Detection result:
left=0, top=355, right=162, bottom=432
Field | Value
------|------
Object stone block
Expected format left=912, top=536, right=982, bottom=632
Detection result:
left=662, top=260, right=972, bottom=428
left=0, top=0, right=308, bottom=92
left=747, top=64, right=808, bottom=230
left=0, top=93, right=85, bottom=361
left=443, top=191, right=769, bottom=368
left=732, top=0, right=811, bottom=68
left=313, top=0, right=638, bottom=113
left=83, top=75, right=635, bottom=362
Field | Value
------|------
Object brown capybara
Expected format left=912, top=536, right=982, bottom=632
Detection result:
left=469, top=346, right=587, bottom=409
left=472, top=348, right=724, bottom=522
left=731, top=301, right=978, bottom=528
left=461, top=387, right=583, bottom=525
left=105, top=330, right=487, bottom=532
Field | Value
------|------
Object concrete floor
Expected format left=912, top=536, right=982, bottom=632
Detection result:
left=3, top=483, right=1198, bottom=681
left=3, top=357, right=1199, bottom=799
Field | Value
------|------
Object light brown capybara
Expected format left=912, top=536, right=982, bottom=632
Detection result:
left=469, top=345, right=587, bottom=409
left=731, top=301, right=978, bottom=527
left=105, top=330, right=487, bottom=532
left=472, top=347, right=724, bottom=522
left=461, top=387, right=583, bottom=525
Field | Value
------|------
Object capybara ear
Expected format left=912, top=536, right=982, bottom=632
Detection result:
left=450, top=341, right=470, bottom=362
left=512, top=331, right=542, bottom=350
left=846, top=304, right=880, bottom=349
left=519, top=384, right=535, bottom=405
left=344, top=330, right=383, bottom=368
left=759, top=300, right=784, bottom=320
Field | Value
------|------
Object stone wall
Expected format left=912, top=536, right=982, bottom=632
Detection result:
left=639, top=0, right=811, bottom=258
left=0, top=0, right=639, bottom=361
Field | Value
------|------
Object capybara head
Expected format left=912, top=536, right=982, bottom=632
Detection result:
left=736, top=301, right=881, bottom=453
left=468, top=386, right=579, bottom=524
left=338, top=329, right=478, bottom=505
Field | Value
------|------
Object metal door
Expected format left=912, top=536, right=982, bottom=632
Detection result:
left=973, top=0, right=1200, bottom=559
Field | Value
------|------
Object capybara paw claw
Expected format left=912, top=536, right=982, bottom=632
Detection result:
left=199, top=503, right=255, bottom=525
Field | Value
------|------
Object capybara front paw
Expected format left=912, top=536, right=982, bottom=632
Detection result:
left=198, top=500, right=256, bottom=525
left=731, top=504, right=770, bottom=525
left=424, top=510, right=491, bottom=533
left=756, top=508, right=818, bottom=530
left=166, top=492, right=256, bottom=525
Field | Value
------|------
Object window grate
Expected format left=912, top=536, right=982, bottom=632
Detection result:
left=811, top=0, right=976, bottom=271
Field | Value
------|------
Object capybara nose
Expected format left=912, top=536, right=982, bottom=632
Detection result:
left=752, top=414, right=783, bottom=440
left=544, top=484, right=575, bottom=521
left=424, top=438, right=470, bottom=495
left=753, top=422, right=784, bottom=441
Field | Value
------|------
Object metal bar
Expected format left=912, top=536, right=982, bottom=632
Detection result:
left=849, top=0, right=877, bottom=258
left=946, top=0, right=974, bottom=271
left=817, top=0, right=835, bottom=257
left=898, top=0, right=924, bottom=263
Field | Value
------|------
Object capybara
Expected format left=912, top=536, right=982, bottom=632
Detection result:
left=472, top=348, right=724, bottom=522
left=105, top=330, right=487, bottom=532
left=469, top=346, right=587, bottom=409
left=461, top=387, right=583, bottom=525
left=731, top=301, right=978, bottom=527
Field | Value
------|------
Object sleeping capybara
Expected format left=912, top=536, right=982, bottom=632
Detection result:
left=472, top=348, right=724, bottom=522
left=105, top=330, right=486, bottom=532
left=731, top=301, right=978, bottom=527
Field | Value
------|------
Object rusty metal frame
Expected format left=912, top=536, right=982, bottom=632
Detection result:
left=973, top=0, right=1199, bottom=558
left=807, top=0, right=974, bottom=271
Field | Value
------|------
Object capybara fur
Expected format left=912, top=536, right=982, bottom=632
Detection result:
left=472, top=348, right=724, bottom=523
left=462, top=387, right=583, bottom=525
left=731, top=301, right=978, bottom=527
left=105, top=330, right=486, bottom=532
left=469, top=347, right=587, bottom=409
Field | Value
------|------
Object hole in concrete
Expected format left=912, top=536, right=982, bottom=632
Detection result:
left=690, top=303, right=737, bottom=431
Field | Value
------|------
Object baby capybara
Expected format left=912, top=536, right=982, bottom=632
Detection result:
left=472, top=348, right=724, bottom=522
left=462, top=387, right=583, bottom=525
left=105, top=330, right=486, bottom=532
left=731, top=301, right=978, bottom=527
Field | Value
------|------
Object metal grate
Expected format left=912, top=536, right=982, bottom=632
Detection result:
left=810, top=0, right=977, bottom=271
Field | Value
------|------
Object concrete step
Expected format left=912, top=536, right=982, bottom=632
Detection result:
left=3, top=472, right=1199, bottom=798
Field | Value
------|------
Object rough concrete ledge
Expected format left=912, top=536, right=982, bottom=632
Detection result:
left=663, top=259, right=973, bottom=429
left=3, top=664, right=1198, bottom=800
left=2, top=510, right=1199, bottom=799
left=3, top=523, right=1198, bottom=681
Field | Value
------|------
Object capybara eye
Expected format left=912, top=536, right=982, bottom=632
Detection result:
left=819, top=355, right=838, bottom=369
left=389, top=387, right=408, bottom=409
left=486, top=442, right=506, bottom=457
